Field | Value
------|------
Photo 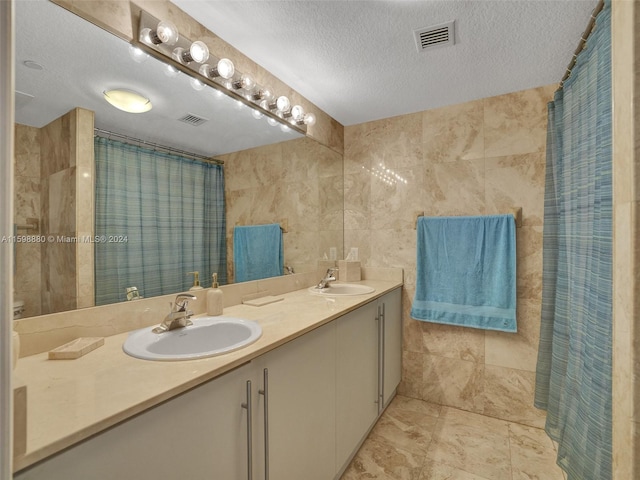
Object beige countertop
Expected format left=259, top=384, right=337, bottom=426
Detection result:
left=13, top=279, right=402, bottom=472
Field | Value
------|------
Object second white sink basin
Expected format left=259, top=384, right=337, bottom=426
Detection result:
left=123, top=316, right=262, bottom=361
left=308, top=283, right=375, bottom=296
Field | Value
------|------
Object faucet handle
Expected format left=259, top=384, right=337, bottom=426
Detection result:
left=175, top=293, right=197, bottom=311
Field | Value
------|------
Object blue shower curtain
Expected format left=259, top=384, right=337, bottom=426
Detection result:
left=534, top=2, right=612, bottom=479
left=94, top=137, right=226, bottom=305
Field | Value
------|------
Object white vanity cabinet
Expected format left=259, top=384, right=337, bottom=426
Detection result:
left=15, top=362, right=254, bottom=480
left=15, top=286, right=402, bottom=480
left=335, top=300, right=380, bottom=469
left=252, top=320, right=337, bottom=480
left=335, top=287, right=403, bottom=473
left=379, top=287, right=402, bottom=409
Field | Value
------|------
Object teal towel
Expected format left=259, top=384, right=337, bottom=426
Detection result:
left=411, top=215, right=517, bottom=332
left=233, top=224, right=284, bottom=282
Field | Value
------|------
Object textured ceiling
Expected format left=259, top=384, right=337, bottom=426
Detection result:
left=171, top=0, right=598, bottom=126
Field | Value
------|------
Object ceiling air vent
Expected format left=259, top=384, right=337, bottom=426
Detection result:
left=178, top=113, right=208, bottom=126
left=414, top=20, right=455, bottom=52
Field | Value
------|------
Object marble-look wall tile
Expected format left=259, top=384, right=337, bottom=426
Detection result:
left=515, top=226, right=544, bottom=301
left=367, top=228, right=416, bottom=270
left=345, top=113, right=423, bottom=172
left=423, top=159, right=485, bottom=217
left=423, top=99, right=484, bottom=163
left=41, top=112, right=72, bottom=177
left=371, top=167, right=424, bottom=230
left=482, top=365, right=546, bottom=428
left=399, top=350, right=423, bottom=399
left=14, top=175, right=40, bottom=222
left=346, top=84, right=554, bottom=429
left=485, top=298, right=541, bottom=373
left=222, top=137, right=343, bottom=281
left=344, top=173, right=371, bottom=231
left=484, top=85, right=555, bottom=158
left=612, top=1, right=640, bottom=477
left=421, top=322, right=485, bottom=363
left=15, top=124, right=40, bottom=178
left=48, top=167, right=76, bottom=234
left=485, top=152, right=546, bottom=226
left=422, top=355, right=485, bottom=413
left=319, top=175, right=344, bottom=230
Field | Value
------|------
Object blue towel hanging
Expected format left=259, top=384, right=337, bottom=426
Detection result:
left=233, top=223, right=284, bottom=282
left=411, top=214, right=517, bottom=332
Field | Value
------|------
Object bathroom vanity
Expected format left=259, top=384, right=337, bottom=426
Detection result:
left=13, top=278, right=402, bottom=480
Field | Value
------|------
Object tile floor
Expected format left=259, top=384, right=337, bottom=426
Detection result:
left=341, top=395, right=566, bottom=480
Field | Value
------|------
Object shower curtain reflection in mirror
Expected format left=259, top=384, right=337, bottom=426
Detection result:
left=94, top=137, right=226, bottom=305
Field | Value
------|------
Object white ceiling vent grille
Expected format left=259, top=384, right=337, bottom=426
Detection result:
left=414, top=21, right=455, bottom=52
left=178, top=113, right=208, bottom=126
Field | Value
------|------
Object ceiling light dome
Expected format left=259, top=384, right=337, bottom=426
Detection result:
left=103, top=89, right=152, bottom=113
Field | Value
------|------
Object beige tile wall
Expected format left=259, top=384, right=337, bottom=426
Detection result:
left=220, top=136, right=344, bottom=281
left=344, top=84, right=556, bottom=428
left=14, top=108, right=95, bottom=316
left=612, top=0, right=638, bottom=478
left=14, top=124, right=42, bottom=317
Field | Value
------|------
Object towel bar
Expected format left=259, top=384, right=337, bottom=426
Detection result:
left=235, top=220, right=288, bottom=233
left=15, top=218, right=39, bottom=232
left=414, top=208, right=523, bottom=229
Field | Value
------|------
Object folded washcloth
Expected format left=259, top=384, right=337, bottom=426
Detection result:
left=233, top=224, right=284, bottom=282
left=411, top=215, right=517, bottom=332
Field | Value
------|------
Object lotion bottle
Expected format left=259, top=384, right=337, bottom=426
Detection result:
left=188, top=271, right=204, bottom=291
left=207, top=273, right=224, bottom=316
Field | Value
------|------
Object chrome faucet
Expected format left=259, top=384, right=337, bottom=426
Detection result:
left=153, top=293, right=197, bottom=333
left=316, top=267, right=338, bottom=289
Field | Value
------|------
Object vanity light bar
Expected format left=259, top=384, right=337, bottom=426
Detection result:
left=135, top=10, right=314, bottom=132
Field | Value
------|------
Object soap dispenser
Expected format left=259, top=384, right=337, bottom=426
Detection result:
left=207, top=273, right=224, bottom=316
left=188, top=271, right=204, bottom=291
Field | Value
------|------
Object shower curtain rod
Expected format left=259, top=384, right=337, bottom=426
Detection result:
left=558, top=0, right=605, bottom=90
left=93, top=128, right=224, bottom=166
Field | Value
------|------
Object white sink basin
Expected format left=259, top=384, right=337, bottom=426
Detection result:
left=123, top=316, right=262, bottom=361
left=308, top=283, right=375, bottom=296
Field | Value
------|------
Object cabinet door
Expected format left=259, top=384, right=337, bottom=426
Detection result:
left=253, top=321, right=337, bottom=480
left=381, top=287, right=402, bottom=407
left=335, top=301, right=379, bottom=471
left=15, top=363, right=253, bottom=480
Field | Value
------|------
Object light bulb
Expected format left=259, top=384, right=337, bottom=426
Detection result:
left=276, top=96, right=290, bottom=113
left=280, top=124, right=291, bottom=133
left=241, top=74, right=255, bottom=91
left=267, top=117, right=279, bottom=127
left=189, top=41, right=209, bottom=63
left=233, top=73, right=255, bottom=91
left=303, top=113, right=316, bottom=126
left=291, top=105, right=305, bottom=120
left=251, top=108, right=264, bottom=120
left=253, top=86, right=274, bottom=102
left=201, top=58, right=235, bottom=80
left=155, top=20, right=179, bottom=46
left=217, top=58, right=235, bottom=79
left=174, top=41, right=209, bottom=64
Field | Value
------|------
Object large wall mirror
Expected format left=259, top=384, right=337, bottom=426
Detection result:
left=13, top=0, right=344, bottom=318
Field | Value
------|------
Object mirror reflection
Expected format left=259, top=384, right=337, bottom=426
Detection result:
left=13, top=0, right=344, bottom=318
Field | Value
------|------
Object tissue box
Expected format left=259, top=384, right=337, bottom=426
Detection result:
left=338, top=260, right=361, bottom=282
